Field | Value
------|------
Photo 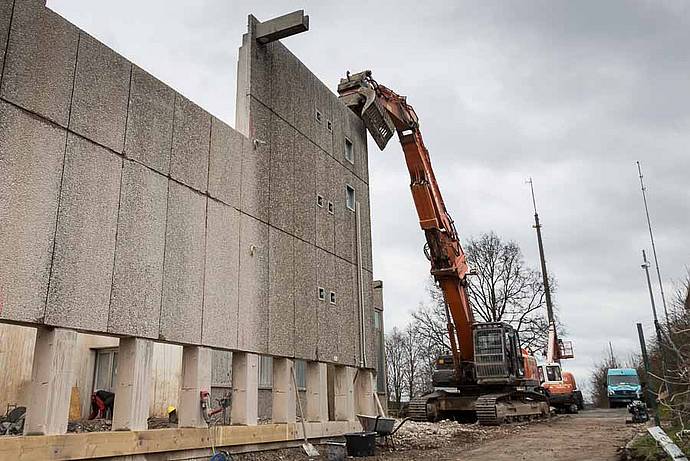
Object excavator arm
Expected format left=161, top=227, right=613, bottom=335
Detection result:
left=337, top=71, right=475, bottom=368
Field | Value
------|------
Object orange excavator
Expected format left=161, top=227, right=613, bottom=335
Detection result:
left=528, top=180, right=584, bottom=413
left=338, top=71, right=549, bottom=425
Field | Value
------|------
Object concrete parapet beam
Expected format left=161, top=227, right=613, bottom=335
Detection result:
left=112, top=338, right=154, bottom=431
left=271, top=358, right=296, bottom=423
left=231, top=352, right=259, bottom=425
left=306, top=362, right=328, bottom=422
left=24, top=327, right=77, bottom=435
left=178, top=346, right=212, bottom=428
left=255, top=10, right=309, bottom=44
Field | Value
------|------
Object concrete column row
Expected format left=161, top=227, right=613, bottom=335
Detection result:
left=22, top=327, right=375, bottom=435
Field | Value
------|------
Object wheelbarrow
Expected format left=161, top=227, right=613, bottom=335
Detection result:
left=356, top=414, right=411, bottom=450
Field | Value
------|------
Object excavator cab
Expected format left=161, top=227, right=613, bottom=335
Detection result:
left=473, top=323, right=525, bottom=385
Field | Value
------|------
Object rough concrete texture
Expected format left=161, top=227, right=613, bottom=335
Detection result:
left=312, top=76, right=334, bottom=155
left=269, top=42, right=297, bottom=125
left=293, top=133, right=317, bottom=244
left=0, top=0, right=13, bottom=78
left=238, top=213, right=269, bottom=354
left=354, top=177, right=374, bottom=271
left=0, top=102, right=65, bottom=323
left=316, top=248, right=338, bottom=363
left=1, top=1, right=78, bottom=126
left=160, top=182, right=206, bottom=344
left=208, top=117, right=243, bottom=209
left=170, top=95, right=211, bottom=192
left=335, top=258, right=357, bottom=365
left=334, top=170, right=356, bottom=264
left=202, top=200, right=240, bottom=350
left=241, top=99, right=271, bottom=222
left=269, top=113, right=295, bottom=234
left=292, top=60, right=315, bottom=143
left=46, top=135, right=122, bottom=332
left=293, top=239, right=318, bottom=361
left=70, top=32, right=131, bottom=153
left=315, top=150, right=335, bottom=253
left=331, top=98, right=355, bottom=175
left=348, top=109, right=369, bottom=184
left=124, top=66, right=175, bottom=175
left=268, top=227, right=295, bottom=357
left=246, top=18, right=272, bottom=107
left=108, top=160, right=167, bottom=338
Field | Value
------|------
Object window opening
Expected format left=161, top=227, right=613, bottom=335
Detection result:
left=346, top=185, right=355, bottom=211
left=318, top=287, right=326, bottom=301
left=330, top=291, right=337, bottom=304
left=344, top=138, right=354, bottom=164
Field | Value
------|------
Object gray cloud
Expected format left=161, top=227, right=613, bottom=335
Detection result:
left=49, top=0, right=690, bottom=391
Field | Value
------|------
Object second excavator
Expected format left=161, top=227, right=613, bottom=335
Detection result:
left=337, top=71, right=549, bottom=425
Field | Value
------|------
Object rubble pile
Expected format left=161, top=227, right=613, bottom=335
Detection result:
left=393, top=419, right=525, bottom=450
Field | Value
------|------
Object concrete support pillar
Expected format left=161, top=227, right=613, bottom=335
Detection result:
left=231, top=352, right=258, bottom=425
left=178, top=346, right=212, bottom=428
left=354, top=369, right=377, bottom=416
left=112, top=338, right=153, bottom=431
left=333, top=366, right=355, bottom=421
left=24, top=327, right=77, bottom=435
left=271, top=358, right=296, bottom=423
left=306, top=362, right=328, bottom=422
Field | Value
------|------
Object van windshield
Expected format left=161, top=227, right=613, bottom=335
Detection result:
left=607, top=375, right=639, bottom=386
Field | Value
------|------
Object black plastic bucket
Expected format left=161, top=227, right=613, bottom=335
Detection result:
left=344, top=431, right=376, bottom=457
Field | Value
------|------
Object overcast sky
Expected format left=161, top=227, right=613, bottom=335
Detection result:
left=48, top=0, right=690, bottom=391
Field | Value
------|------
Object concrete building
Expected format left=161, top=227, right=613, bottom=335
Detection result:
left=0, top=2, right=386, bottom=458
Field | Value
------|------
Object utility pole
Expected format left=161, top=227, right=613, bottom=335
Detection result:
left=642, top=249, right=665, bottom=350
left=608, top=341, right=617, bottom=367
left=637, top=322, right=660, bottom=425
left=637, top=161, right=669, bottom=324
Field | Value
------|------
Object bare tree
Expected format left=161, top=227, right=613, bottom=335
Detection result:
left=385, top=328, right=406, bottom=407
left=464, top=232, right=556, bottom=353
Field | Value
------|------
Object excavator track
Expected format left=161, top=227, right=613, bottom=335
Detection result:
left=408, top=397, right=430, bottom=421
left=476, top=391, right=549, bottom=426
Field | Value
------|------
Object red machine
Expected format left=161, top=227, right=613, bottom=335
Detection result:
left=338, top=71, right=549, bottom=425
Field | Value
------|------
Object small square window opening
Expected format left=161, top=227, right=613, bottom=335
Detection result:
left=327, top=120, right=333, bottom=132
left=318, top=287, right=326, bottom=301
left=330, top=291, right=337, bottom=304
left=327, top=201, right=334, bottom=214
left=315, top=109, right=323, bottom=124
left=344, top=138, right=354, bottom=164
left=346, top=185, right=355, bottom=211
left=317, top=194, right=324, bottom=207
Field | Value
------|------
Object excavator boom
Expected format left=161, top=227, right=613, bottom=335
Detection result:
left=338, top=71, right=474, bottom=367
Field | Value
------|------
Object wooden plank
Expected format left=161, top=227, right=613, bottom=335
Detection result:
left=0, top=424, right=294, bottom=460
left=647, top=426, right=689, bottom=461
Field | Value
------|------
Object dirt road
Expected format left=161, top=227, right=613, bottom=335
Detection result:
left=369, top=408, right=644, bottom=461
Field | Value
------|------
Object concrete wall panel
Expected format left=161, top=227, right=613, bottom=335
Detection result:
left=202, top=200, right=240, bottom=350
left=316, top=249, right=337, bottom=363
left=0, top=101, right=66, bottom=323
left=108, top=160, right=167, bottom=338
left=332, top=100, right=354, bottom=175
left=46, top=135, right=122, bottom=331
left=293, top=133, right=316, bottom=244
left=269, top=42, right=296, bottom=125
left=1, top=2, right=78, bottom=126
left=354, top=178, right=373, bottom=272
left=312, top=80, right=333, bottom=155
left=246, top=22, right=272, bottom=107
left=335, top=258, right=357, bottom=366
left=124, top=66, right=175, bottom=175
left=241, top=100, right=271, bottom=222
left=269, top=114, right=294, bottom=233
left=238, top=213, right=269, bottom=354
left=160, top=182, right=206, bottom=344
left=334, top=169, right=356, bottom=264
left=0, top=0, right=13, bottom=79
left=208, top=117, right=243, bottom=209
left=70, top=33, right=131, bottom=153
left=315, top=150, right=335, bottom=253
left=268, top=227, right=294, bottom=357
left=294, top=240, right=317, bottom=361
left=292, top=61, right=315, bottom=143
left=170, top=96, right=211, bottom=192
left=348, top=111, right=369, bottom=184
